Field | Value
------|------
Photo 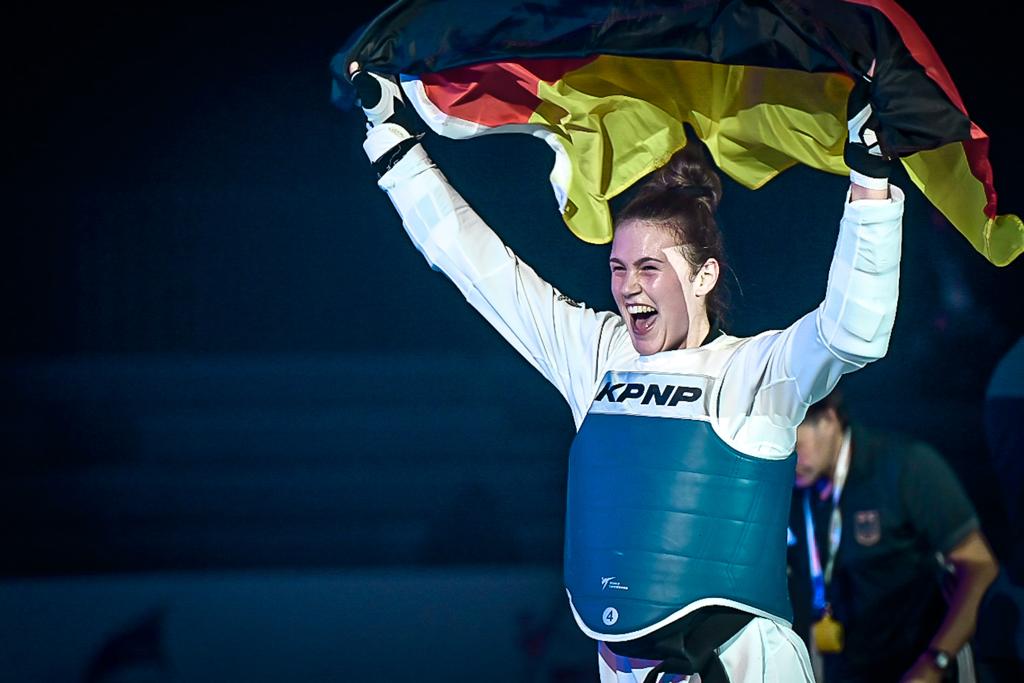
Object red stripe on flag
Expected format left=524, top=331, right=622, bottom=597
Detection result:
left=420, top=57, right=595, bottom=128
left=964, top=129, right=998, bottom=220
left=845, top=0, right=997, bottom=218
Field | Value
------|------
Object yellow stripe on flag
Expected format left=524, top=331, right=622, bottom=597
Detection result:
left=528, top=56, right=851, bottom=243
left=525, top=55, right=1022, bottom=266
left=903, top=146, right=1023, bottom=266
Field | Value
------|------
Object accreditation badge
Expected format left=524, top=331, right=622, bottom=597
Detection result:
left=812, top=611, right=844, bottom=654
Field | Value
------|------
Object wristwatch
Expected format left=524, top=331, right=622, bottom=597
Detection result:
left=926, top=647, right=953, bottom=671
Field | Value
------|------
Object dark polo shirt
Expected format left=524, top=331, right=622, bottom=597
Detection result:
left=787, top=425, right=979, bottom=682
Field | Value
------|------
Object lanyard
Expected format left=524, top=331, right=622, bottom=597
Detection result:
left=803, top=428, right=852, bottom=613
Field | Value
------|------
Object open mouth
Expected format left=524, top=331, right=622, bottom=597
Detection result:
left=627, top=304, right=658, bottom=336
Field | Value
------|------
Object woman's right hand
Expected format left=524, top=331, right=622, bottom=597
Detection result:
left=349, top=63, right=407, bottom=129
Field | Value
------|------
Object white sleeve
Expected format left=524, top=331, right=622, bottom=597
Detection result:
left=374, top=139, right=628, bottom=424
left=716, top=185, right=904, bottom=456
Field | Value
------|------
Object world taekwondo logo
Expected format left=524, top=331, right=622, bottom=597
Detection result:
left=601, top=576, right=629, bottom=591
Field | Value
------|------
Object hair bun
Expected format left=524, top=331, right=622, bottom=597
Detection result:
left=652, top=143, right=722, bottom=214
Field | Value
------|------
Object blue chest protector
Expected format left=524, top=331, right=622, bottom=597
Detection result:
left=564, top=372, right=795, bottom=640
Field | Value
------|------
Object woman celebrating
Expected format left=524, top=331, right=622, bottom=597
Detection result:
left=349, top=66, right=902, bottom=682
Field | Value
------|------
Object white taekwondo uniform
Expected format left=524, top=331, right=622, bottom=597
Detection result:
left=367, top=129, right=904, bottom=682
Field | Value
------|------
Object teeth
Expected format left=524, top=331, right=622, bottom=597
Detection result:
left=627, top=305, right=656, bottom=315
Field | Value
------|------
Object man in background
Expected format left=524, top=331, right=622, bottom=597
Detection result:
left=787, top=390, right=998, bottom=682
left=972, top=337, right=1024, bottom=680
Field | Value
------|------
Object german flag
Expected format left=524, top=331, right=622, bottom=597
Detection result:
left=332, top=0, right=1022, bottom=267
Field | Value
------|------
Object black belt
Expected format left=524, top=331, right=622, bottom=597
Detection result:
left=605, top=606, right=754, bottom=683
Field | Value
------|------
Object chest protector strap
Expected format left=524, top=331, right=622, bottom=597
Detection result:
left=608, top=606, right=753, bottom=683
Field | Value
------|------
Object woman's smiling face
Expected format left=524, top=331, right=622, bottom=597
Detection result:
left=610, top=220, right=699, bottom=356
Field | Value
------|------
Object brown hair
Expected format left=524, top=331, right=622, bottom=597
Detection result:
left=803, top=388, right=850, bottom=429
left=615, top=142, right=729, bottom=323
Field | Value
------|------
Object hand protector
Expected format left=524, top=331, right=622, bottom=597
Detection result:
left=351, top=71, right=404, bottom=127
left=351, top=69, right=426, bottom=177
left=844, top=73, right=895, bottom=190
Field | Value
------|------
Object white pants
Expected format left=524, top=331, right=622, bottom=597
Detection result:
left=598, top=617, right=814, bottom=683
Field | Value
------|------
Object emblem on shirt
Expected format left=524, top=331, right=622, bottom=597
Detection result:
left=602, top=607, right=619, bottom=626
left=556, top=293, right=583, bottom=308
left=854, top=509, right=881, bottom=546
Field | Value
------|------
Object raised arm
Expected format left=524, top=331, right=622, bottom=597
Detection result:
left=350, top=69, right=628, bottom=424
left=715, top=180, right=903, bottom=455
left=716, top=75, right=905, bottom=456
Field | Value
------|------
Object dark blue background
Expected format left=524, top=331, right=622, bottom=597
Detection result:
left=2, top=2, right=1022, bottom=680
left=4, top=0, right=1021, bottom=572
